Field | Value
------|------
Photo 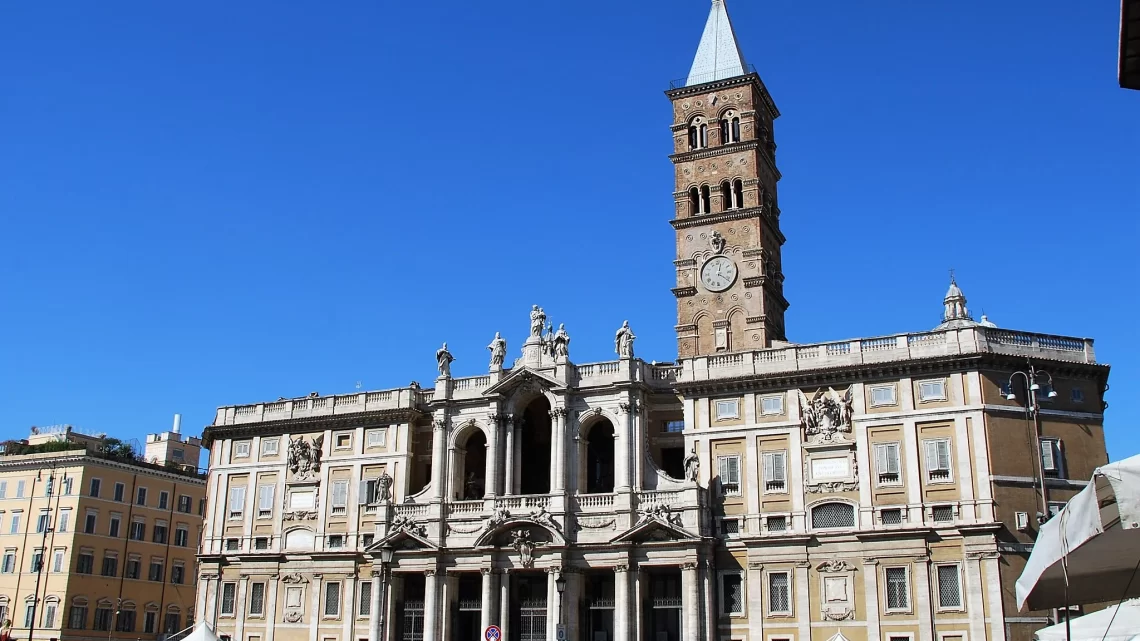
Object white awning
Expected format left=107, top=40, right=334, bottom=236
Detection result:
left=1034, top=599, right=1140, bottom=641
left=1016, top=454, right=1140, bottom=612
left=182, top=623, right=221, bottom=641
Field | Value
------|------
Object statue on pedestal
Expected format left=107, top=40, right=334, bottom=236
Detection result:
left=487, top=332, right=507, bottom=369
left=684, top=447, right=700, bottom=482
left=553, top=324, right=571, bottom=359
left=436, top=343, right=454, bottom=378
left=615, top=320, right=636, bottom=358
left=529, top=305, right=547, bottom=338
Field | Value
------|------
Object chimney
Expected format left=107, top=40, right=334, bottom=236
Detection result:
left=172, top=413, right=182, bottom=435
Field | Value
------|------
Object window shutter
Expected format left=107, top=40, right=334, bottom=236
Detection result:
left=772, top=452, right=786, bottom=482
left=727, top=456, right=741, bottom=484
left=876, top=445, right=889, bottom=475
left=1041, top=441, right=1056, bottom=471
left=258, top=486, right=273, bottom=511
left=937, top=441, right=951, bottom=470
left=924, top=441, right=939, bottom=471
left=358, top=480, right=370, bottom=505
left=886, top=444, right=900, bottom=474
left=763, top=453, right=775, bottom=482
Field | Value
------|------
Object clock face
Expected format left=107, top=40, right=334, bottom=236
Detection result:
left=700, top=256, right=737, bottom=292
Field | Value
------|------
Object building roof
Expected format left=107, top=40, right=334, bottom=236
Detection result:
left=686, top=0, right=749, bottom=87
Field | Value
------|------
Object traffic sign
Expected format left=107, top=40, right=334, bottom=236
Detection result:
left=556, top=624, right=568, bottom=641
left=484, top=625, right=502, bottom=641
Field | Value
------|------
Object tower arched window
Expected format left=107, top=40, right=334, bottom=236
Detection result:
left=720, top=182, right=732, bottom=211
left=720, top=111, right=741, bottom=144
left=700, top=185, right=711, bottom=214
left=733, top=180, right=744, bottom=209
left=731, top=117, right=741, bottom=142
left=688, top=117, right=708, bottom=150
left=689, top=187, right=701, bottom=216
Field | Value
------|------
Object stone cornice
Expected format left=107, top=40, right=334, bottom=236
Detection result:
left=203, top=407, right=426, bottom=447
left=672, top=286, right=697, bottom=298
left=664, top=73, right=780, bottom=120
left=0, top=451, right=206, bottom=484
left=669, top=140, right=783, bottom=182
left=670, top=207, right=771, bottom=230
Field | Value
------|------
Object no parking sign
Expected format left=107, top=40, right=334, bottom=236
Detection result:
left=484, top=625, right=502, bottom=641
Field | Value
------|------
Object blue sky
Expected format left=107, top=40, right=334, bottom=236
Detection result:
left=0, top=1, right=1136, bottom=460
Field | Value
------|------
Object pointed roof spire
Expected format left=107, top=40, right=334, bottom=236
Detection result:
left=935, top=272, right=977, bottom=330
left=685, top=0, right=749, bottom=87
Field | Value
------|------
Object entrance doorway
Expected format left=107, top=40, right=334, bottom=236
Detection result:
left=646, top=570, right=682, bottom=641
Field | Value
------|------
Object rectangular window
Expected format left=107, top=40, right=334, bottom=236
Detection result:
left=357, top=581, right=373, bottom=616
left=175, top=526, right=189, bottom=547
left=885, top=567, right=909, bottom=610
left=178, top=495, right=192, bottom=513
left=93, top=607, right=113, bottom=631
left=1041, top=439, right=1063, bottom=476
left=153, top=523, right=168, bottom=544
left=366, top=430, right=386, bottom=447
left=234, top=441, right=251, bottom=458
left=881, top=508, right=903, bottom=525
left=220, top=583, right=237, bottom=616
left=766, top=515, right=787, bottom=532
left=324, top=582, right=341, bottom=616
left=144, top=611, right=156, bottom=634
left=331, top=481, right=349, bottom=515
left=171, top=563, right=185, bottom=584
left=258, top=485, right=274, bottom=518
left=715, top=399, right=740, bottom=420
left=870, top=385, right=897, bottom=407
left=768, top=572, right=791, bottom=614
left=225, top=538, right=240, bottom=551
left=0, top=481, right=5, bottom=498
left=53, top=549, right=65, bottom=573
left=229, top=485, right=247, bottom=519
left=875, top=442, right=902, bottom=485
left=10, top=513, right=21, bottom=534
left=721, top=573, right=743, bottom=614
left=172, top=448, right=185, bottom=461
left=83, top=512, right=96, bottom=534
left=719, top=517, right=740, bottom=537
left=43, top=602, right=57, bottom=628
left=717, top=455, right=742, bottom=496
left=62, top=477, right=73, bottom=495
left=68, top=605, right=88, bottom=629
left=335, top=433, right=352, bottom=449
left=109, top=515, right=121, bottom=538
left=932, top=505, right=954, bottom=523
left=1071, top=388, right=1084, bottom=403
left=936, top=564, right=963, bottom=609
left=129, top=520, right=145, bottom=541
left=158, top=491, right=169, bottom=510
left=125, top=558, right=141, bottom=579
left=164, top=612, right=180, bottom=634
left=148, top=560, right=164, bottom=582
left=924, top=438, right=953, bottom=482
left=255, top=537, right=269, bottom=550
left=262, top=438, right=280, bottom=456
left=101, top=555, right=118, bottom=577
left=24, top=603, right=35, bottom=628
left=760, top=395, right=784, bottom=415
left=31, top=550, right=44, bottom=572
left=76, top=552, right=94, bottom=574
left=361, top=534, right=374, bottom=547
left=663, top=420, right=685, bottom=433
left=116, top=609, right=136, bottom=632
left=1048, top=502, right=1066, bottom=519
left=918, top=379, right=947, bottom=402
left=57, top=510, right=69, bottom=533
left=328, top=534, right=345, bottom=549
left=16, top=480, right=25, bottom=498
left=199, top=498, right=206, bottom=516
left=136, top=487, right=148, bottom=506
left=89, top=478, right=101, bottom=498
left=1, top=550, right=14, bottom=573
left=114, top=482, right=125, bottom=502
left=36, top=512, right=50, bottom=533
left=763, top=451, right=787, bottom=492
left=249, top=583, right=265, bottom=615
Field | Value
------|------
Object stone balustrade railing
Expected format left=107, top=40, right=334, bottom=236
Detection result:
left=682, top=326, right=1096, bottom=382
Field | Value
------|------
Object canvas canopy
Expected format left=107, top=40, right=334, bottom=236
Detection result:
left=180, top=623, right=220, bottom=641
left=1016, top=454, right=1140, bottom=612
left=1034, top=599, right=1140, bottom=641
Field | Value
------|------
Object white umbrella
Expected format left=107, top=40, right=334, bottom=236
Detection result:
left=1034, top=599, right=1140, bottom=641
left=1017, top=454, right=1140, bottom=612
left=180, top=623, right=221, bottom=641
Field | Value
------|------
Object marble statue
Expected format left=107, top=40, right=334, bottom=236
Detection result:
left=529, top=305, right=547, bottom=338
left=710, top=230, right=726, bottom=254
left=487, top=332, right=507, bottom=368
left=376, top=472, right=392, bottom=503
left=684, top=447, right=700, bottom=481
left=615, top=320, right=636, bottom=358
left=553, top=323, right=571, bottom=358
left=436, top=342, right=454, bottom=378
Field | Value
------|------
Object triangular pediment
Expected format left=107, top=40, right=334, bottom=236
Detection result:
left=483, top=367, right=562, bottom=396
left=370, top=527, right=437, bottom=551
left=611, top=517, right=699, bottom=544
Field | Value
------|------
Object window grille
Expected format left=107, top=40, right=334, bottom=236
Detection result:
left=722, top=574, right=743, bottom=614
left=324, top=583, right=341, bottom=616
left=885, top=567, right=909, bottom=609
left=225, top=539, right=240, bottom=551
left=811, top=503, right=855, bottom=529
left=937, top=565, right=962, bottom=609
left=249, top=583, right=265, bottom=615
left=358, top=582, right=372, bottom=616
left=401, top=601, right=425, bottom=641
left=768, top=572, right=790, bottom=613
left=932, top=505, right=954, bottom=523
left=255, top=537, right=269, bottom=550
left=221, top=583, right=237, bottom=615
left=881, top=509, right=903, bottom=525
left=720, top=518, right=740, bottom=537
left=766, top=516, right=787, bottom=532
left=518, top=601, right=547, bottom=641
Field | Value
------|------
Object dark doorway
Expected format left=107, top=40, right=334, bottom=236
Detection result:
left=585, top=421, right=615, bottom=493
left=512, top=574, right=548, bottom=641
left=580, top=573, right=615, bottom=641
left=660, top=447, right=684, bottom=481
left=452, top=574, right=481, bottom=641
left=461, top=431, right=487, bottom=499
left=519, top=397, right=552, bottom=495
left=647, top=570, right=682, bottom=641
left=397, top=574, right=426, bottom=641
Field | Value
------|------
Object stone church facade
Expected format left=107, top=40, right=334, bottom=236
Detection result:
left=197, top=3, right=1112, bottom=641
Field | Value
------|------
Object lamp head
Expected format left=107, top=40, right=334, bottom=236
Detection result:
left=1030, top=382, right=1040, bottom=391
left=1047, top=388, right=1058, bottom=398
left=1005, top=392, right=1017, bottom=401
left=555, top=574, right=567, bottom=594
left=380, top=545, right=394, bottom=564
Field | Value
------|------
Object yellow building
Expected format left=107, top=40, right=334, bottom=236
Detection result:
left=0, top=425, right=206, bottom=641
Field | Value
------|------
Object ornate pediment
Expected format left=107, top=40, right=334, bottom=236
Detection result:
left=473, top=506, right=565, bottom=547
left=611, top=512, right=699, bottom=544
left=374, top=516, right=437, bottom=550
left=482, top=367, right=561, bottom=397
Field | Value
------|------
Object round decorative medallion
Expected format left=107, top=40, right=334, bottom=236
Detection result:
left=728, top=227, right=736, bottom=235
left=735, top=92, right=743, bottom=99
left=695, top=100, right=703, bottom=106
left=697, top=165, right=704, bottom=173
left=753, top=333, right=761, bottom=342
left=683, top=168, right=690, bottom=175
left=716, top=295, right=724, bottom=303
left=682, top=102, right=691, bottom=110
left=740, top=159, right=747, bottom=164
left=711, top=163, right=717, bottom=170
left=745, top=292, right=753, bottom=299
left=685, top=234, right=693, bottom=241
left=700, top=297, right=708, bottom=305
left=731, top=294, right=739, bottom=301
left=698, top=232, right=706, bottom=239
left=687, top=300, right=693, bottom=307
left=747, top=261, right=756, bottom=269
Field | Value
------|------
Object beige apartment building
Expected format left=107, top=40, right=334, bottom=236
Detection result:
left=0, top=424, right=206, bottom=641
left=196, top=2, right=1111, bottom=641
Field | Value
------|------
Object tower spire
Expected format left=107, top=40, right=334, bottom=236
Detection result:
left=935, top=274, right=977, bottom=329
left=685, top=0, right=749, bottom=86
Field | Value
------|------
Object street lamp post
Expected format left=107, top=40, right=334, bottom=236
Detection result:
left=379, top=546, right=394, bottom=641
left=555, top=573, right=567, bottom=628
left=1005, top=362, right=1058, bottom=525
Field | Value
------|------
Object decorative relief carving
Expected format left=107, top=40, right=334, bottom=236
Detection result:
left=287, top=435, right=324, bottom=481
left=680, top=562, right=698, bottom=571
left=390, top=515, right=426, bottom=537
left=614, top=563, right=630, bottom=573
left=574, top=517, right=617, bottom=531
left=635, top=502, right=683, bottom=528
left=816, top=560, right=855, bottom=573
left=510, top=529, right=539, bottom=568
left=281, top=573, right=307, bottom=584
left=619, top=400, right=640, bottom=415
left=282, top=510, right=318, bottom=521
left=806, top=481, right=859, bottom=494
left=284, top=611, right=303, bottom=623
left=798, top=388, right=854, bottom=443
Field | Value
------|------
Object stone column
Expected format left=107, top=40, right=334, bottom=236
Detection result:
left=614, top=403, right=631, bottom=491
left=431, top=419, right=448, bottom=501
left=703, top=560, right=716, bottom=641
left=423, top=569, right=440, bottom=641
left=235, top=574, right=249, bottom=641
left=485, top=416, right=500, bottom=498
left=614, top=565, right=631, bottom=641
left=200, top=574, right=217, bottom=629
left=913, top=558, right=934, bottom=641
left=369, top=570, right=383, bottom=641
left=795, top=563, right=811, bottom=641
left=863, top=559, right=881, bottom=641
left=480, top=568, right=497, bottom=633
left=546, top=568, right=559, bottom=641
left=504, top=424, right=516, bottom=495
left=309, top=574, right=324, bottom=641
left=343, top=575, right=357, bottom=641
left=550, top=409, right=567, bottom=493
left=681, top=562, right=700, bottom=641
left=747, top=563, right=764, bottom=641
left=565, top=571, right=581, bottom=639
left=440, top=572, right=457, bottom=641
left=265, top=575, right=280, bottom=641
left=983, top=555, right=1007, bottom=641
left=447, top=447, right=460, bottom=501
left=965, top=555, right=987, bottom=641
left=499, top=571, right=511, bottom=641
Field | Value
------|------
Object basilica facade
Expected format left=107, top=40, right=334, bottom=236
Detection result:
left=197, top=3, right=1112, bottom=641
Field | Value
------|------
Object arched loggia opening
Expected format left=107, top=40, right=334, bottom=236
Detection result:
left=584, top=420, right=615, bottom=493
left=518, top=397, right=552, bottom=495
left=456, top=430, right=487, bottom=500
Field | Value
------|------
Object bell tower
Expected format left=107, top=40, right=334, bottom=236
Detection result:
left=666, top=0, right=788, bottom=358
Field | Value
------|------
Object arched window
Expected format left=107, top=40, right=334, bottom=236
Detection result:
left=731, top=117, right=741, bottom=143
left=733, top=180, right=744, bottom=209
left=720, top=182, right=732, bottom=211
left=811, top=502, right=856, bottom=529
left=0, top=595, right=9, bottom=628
left=720, top=110, right=742, bottom=144
left=584, top=421, right=615, bottom=494
left=689, top=187, right=701, bottom=216
left=700, top=186, right=711, bottom=214
left=699, top=123, right=708, bottom=148
left=68, top=597, right=87, bottom=631
left=688, top=117, right=708, bottom=150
